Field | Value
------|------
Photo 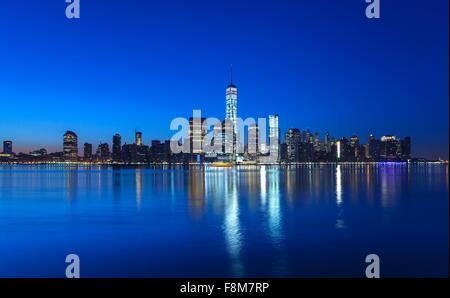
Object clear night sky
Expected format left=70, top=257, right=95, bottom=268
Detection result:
left=0, top=0, right=448, bottom=159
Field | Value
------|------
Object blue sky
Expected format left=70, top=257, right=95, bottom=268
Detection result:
left=0, top=0, right=448, bottom=158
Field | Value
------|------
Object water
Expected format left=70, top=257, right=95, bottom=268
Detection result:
left=0, top=164, right=448, bottom=277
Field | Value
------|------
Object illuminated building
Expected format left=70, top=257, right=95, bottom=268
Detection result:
left=380, top=135, right=398, bottom=160
left=30, top=148, right=47, bottom=157
left=269, top=114, right=280, bottom=161
left=3, top=141, right=12, bottom=155
left=225, top=67, right=238, bottom=134
left=336, top=140, right=341, bottom=160
left=135, top=131, right=143, bottom=146
left=189, top=117, right=207, bottom=155
left=63, top=131, right=78, bottom=161
left=368, top=134, right=379, bottom=160
left=285, top=128, right=301, bottom=162
left=247, top=123, right=259, bottom=160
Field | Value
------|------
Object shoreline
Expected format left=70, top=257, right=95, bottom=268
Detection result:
left=0, top=161, right=447, bottom=166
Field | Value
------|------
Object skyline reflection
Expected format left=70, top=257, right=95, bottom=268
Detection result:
left=0, top=164, right=447, bottom=277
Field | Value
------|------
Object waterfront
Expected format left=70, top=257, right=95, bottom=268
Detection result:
left=0, top=164, right=448, bottom=277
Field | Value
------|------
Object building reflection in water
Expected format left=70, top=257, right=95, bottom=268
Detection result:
left=135, top=168, right=142, bottom=209
left=223, top=169, right=244, bottom=276
left=112, top=168, right=121, bottom=202
left=267, top=167, right=284, bottom=246
left=65, top=166, right=78, bottom=203
left=335, top=165, right=345, bottom=229
left=260, top=166, right=267, bottom=207
left=187, top=168, right=206, bottom=218
left=266, top=167, right=287, bottom=274
left=336, top=165, right=343, bottom=206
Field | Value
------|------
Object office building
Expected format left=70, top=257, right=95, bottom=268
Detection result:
left=84, top=143, right=92, bottom=160
left=63, top=131, right=78, bottom=161
left=112, top=134, right=122, bottom=161
left=3, top=141, right=12, bottom=155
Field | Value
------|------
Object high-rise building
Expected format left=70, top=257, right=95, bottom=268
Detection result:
left=285, top=128, right=301, bottom=162
left=189, top=117, right=207, bottom=155
left=313, top=132, right=320, bottom=152
left=350, top=135, right=360, bottom=160
left=83, top=143, right=92, bottom=160
left=225, top=68, right=238, bottom=159
left=368, top=134, right=380, bottom=161
left=122, top=143, right=138, bottom=163
left=247, top=123, right=259, bottom=157
left=225, top=67, right=238, bottom=134
left=63, top=131, right=78, bottom=161
left=380, top=135, right=398, bottom=160
left=401, top=136, right=411, bottom=160
left=97, top=143, right=110, bottom=160
left=269, top=114, right=280, bottom=161
left=3, top=141, right=12, bottom=155
left=112, top=134, right=122, bottom=161
left=135, top=131, right=143, bottom=146
left=324, top=132, right=331, bottom=153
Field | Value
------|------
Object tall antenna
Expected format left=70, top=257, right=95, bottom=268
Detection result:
left=230, top=64, right=233, bottom=85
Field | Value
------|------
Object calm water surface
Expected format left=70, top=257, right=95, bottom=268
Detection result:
left=0, top=164, right=448, bottom=277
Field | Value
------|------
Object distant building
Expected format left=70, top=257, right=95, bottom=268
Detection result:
left=350, top=135, right=360, bottom=161
left=3, top=141, right=12, bottom=155
left=97, top=143, right=110, bottom=161
left=112, top=134, right=122, bottom=161
left=30, top=148, right=47, bottom=157
left=380, top=135, right=398, bottom=160
left=122, top=143, right=138, bottom=163
left=401, top=136, right=411, bottom=159
left=84, top=143, right=93, bottom=160
left=285, top=128, right=301, bottom=162
left=368, top=134, right=380, bottom=161
left=63, top=131, right=78, bottom=161
left=149, top=140, right=170, bottom=162
left=135, top=131, right=143, bottom=146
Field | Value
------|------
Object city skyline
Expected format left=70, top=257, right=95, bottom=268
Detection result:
left=0, top=0, right=448, bottom=159
left=0, top=75, right=429, bottom=161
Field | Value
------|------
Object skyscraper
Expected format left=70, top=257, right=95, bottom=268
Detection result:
left=324, top=132, right=331, bottom=153
left=401, top=136, right=411, bottom=160
left=248, top=123, right=259, bottom=158
left=380, top=135, right=398, bottom=160
left=97, top=143, right=110, bottom=161
left=269, top=114, right=280, bottom=161
left=112, top=134, right=122, bottom=161
left=83, top=143, right=92, bottom=160
left=285, top=128, right=301, bottom=162
left=135, top=131, right=143, bottom=146
left=189, top=117, right=207, bottom=155
left=63, top=131, right=78, bottom=161
left=225, top=67, right=238, bottom=134
left=3, top=141, right=12, bottom=155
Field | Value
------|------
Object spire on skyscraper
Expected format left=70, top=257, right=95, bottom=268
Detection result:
left=228, top=65, right=236, bottom=88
